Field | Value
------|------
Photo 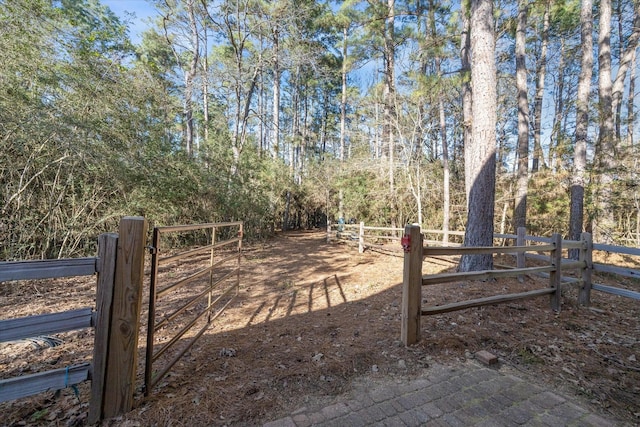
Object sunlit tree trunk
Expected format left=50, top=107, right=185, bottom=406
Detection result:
left=184, top=0, right=199, bottom=156
left=384, top=0, right=397, bottom=230
left=569, top=0, right=593, bottom=258
left=272, top=27, right=281, bottom=158
left=595, top=0, right=616, bottom=244
left=514, top=0, right=529, bottom=232
left=339, top=26, right=348, bottom=222
left=459, top=0, right=496, bottom=272
left=460, top=0, right=472, bottom=198
left=628, top=51, right=636, bottom=146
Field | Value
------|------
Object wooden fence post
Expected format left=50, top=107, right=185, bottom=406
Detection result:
left=516, top=227, right=526, bottom=283
left=578, top=232, right=593, bottom=306
left=401, top=224, right=423, bottom=346
left=358, top=221, right=365, bottom=253
left=88, top=233, right=119, bottom=424
left=102, top=217, right=148, bottom=419
left=549, top=233, right=562, bottom=312
left=327, top=223, right=331, bottom=243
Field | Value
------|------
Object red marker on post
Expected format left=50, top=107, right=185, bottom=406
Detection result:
left=401, top=234, right=411, bottom=253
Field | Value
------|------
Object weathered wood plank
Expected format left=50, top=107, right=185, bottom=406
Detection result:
left=103, top=217, right=147, bottom=418
left=0, top=308, right=93, bottom=343
left=423, top=245, right=555, bottom=256
left=88, top=233, right=118, bottom=424
left=578, top=233, right=593, bottom=306
left=549, top=234, right=562, bottom=312
left=593, top=243, right=640, bottom=257
left=592, top=283, right=640, bottom=300
left=0, top=258, right=97, bottom=282
left=422, top=288, right=555, bottom=315
left=593, top=263, right=640, bottom=280
left=0, top=363, right=90, bottom=403
left=422, top=265, right=555, bottom=286
left=401, top=225, right=422, bottom=346
left=561, top=260, right=586, bottom=270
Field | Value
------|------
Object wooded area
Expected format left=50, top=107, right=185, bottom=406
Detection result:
left=1, top=0, right=639, bottom=262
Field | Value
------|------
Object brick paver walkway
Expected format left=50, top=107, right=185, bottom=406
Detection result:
left=263, top=362, right=619, bottom=427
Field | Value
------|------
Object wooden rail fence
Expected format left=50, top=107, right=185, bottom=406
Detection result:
left=329, top=222, right=639, bottom=303
left=0, top=216, right=147, bottom=424
left=400, top=224, right=596, bottom=345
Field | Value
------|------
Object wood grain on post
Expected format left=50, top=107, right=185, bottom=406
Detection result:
left=578, top=232, right=593, bottom=306
left=103, top=217, right=148, bottom=419
left=88, top=233, right=118, bottom=424
left=358, top=221, right=365, bottom=253
left=549, top=233, right=562, bottom=312
left=401, top=224, right=423, bottom=346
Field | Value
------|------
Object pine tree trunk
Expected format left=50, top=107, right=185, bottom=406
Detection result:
left=569, top=0, right=593, bottom=258
left=459, top=0, right=497, bottom=272
left=514, top=0, right=529, bottom=232
left=595, top=0, right=616, bottom=244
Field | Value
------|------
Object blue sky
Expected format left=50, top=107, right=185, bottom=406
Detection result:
left=102, top=0, right=156, bottom=43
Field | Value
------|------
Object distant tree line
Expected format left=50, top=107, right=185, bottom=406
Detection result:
left=1, top=0, right=639, bottom=262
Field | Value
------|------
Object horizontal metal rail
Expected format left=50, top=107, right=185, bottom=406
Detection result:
left=0, top=308, right=94, bottom=343
left=152, top=276, right=238, bottom=363
left=156, top=266, right=211, bottom=299
left=155, top=221, right=242, bottom=234
left=148, top=290, right=236, bottom=391
left=154, top=268, right=237, bottom=332
left=0, top=258, right=97, bottom=282
left=0, top=363, right=91, bottom=403
left=158, top=238, right=240, bottom=265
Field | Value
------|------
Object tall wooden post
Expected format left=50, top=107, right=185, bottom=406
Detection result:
left=516, top=226, right=526, bottom=283
left=103, top=217, right=148, bottom=418
left=549, top=233, right=562, bottom=312
left=88, top=233, right=118, bottom=424
left=358, top=221, right=365, bottom=253
left=327, top=223, right=331, bottom=243
left=578, top=232, right=593, bottom=306
left=401, top=224, right=423, bottom=346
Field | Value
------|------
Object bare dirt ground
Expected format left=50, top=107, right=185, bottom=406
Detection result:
left=1, top=229, right=639, bottom=426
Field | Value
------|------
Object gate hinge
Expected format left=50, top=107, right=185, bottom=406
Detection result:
left=147, top=246, right=157, bottom=255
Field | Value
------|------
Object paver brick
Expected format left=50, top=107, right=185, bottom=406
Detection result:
left=307, top=411, right=325, bottom=424
left=441, top=413, right=467, bottom=427
left=261, top=364, right=619, bottom=427
left=500, top=404, right=534, bottom=425
left=366, top=404, right=388, bottom=422
left=548, top=401, right=588, bottom=422
left=418, top=402, right=444, bottom=419
left=379, top=400, right=399, bottom=417
left=370, top=385, right=400, bottom=403
left=291, top=413, right=311, bottom=427
left=263, top=416, right=296, bottom=427
left=527, top=391, right=566, bottom=409
left=340, top=412, right=369, bottom=427
left=321, top=402, right=350, bottom=420
left=383, top=416, right=407, bottom=427
left=576, top=413, right=616, bottom=427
